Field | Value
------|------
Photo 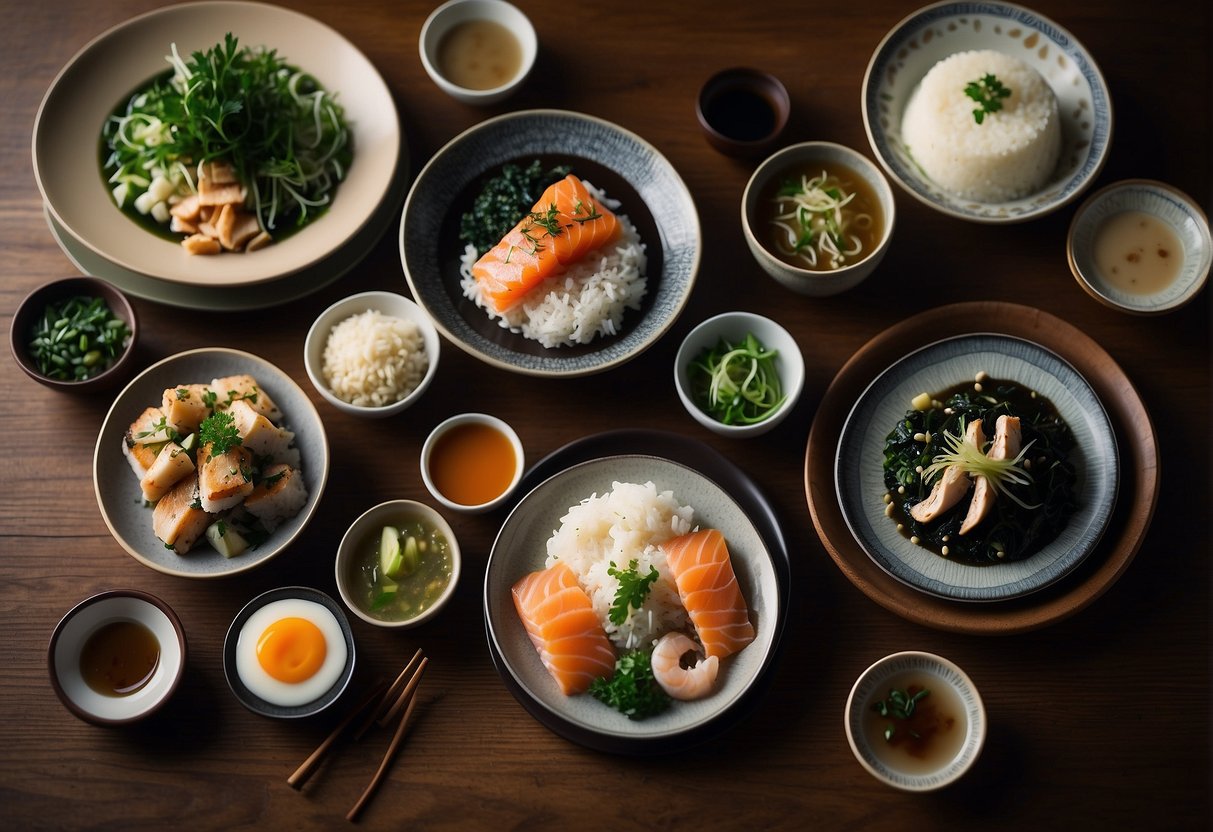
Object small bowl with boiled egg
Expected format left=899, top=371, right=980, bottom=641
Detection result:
left=418, top=0, right=538, bottom=106
left=336, top=499, right=462, bottom=629
left=1067, top=179, right=1211, bottom=315
left=48, top=589, right=187, bottom=726
left=223, top=586, right=356, bottom=719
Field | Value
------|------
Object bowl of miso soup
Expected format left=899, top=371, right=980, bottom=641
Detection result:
left=336, top=500, right=461, bottom=628
left=743, top=141, right=895, bottom=296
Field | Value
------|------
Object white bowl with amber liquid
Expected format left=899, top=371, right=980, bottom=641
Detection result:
left=419, top=0, right=537, bottom=106
left=844, top=651, right=986, bottom=791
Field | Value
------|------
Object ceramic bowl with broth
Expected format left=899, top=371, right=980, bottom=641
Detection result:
left=845, top=651, right=986, bottom=791
left=419, top=0, right=537, bottom=105
left=48, top=590, right=186, bottom=726
left=421, top=413, right=524, bottom=514
left=336, top=500, right=462, bottom=629
left=743, top=142, right=895, bottom=296
left=1067, top=179, right=1211, bottom=315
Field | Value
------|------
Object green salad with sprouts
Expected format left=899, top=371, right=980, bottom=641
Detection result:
left=101, top=34, right=351, bottom=245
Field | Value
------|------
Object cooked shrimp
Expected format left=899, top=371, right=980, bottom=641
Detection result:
left=650, top=632, right=719, bottom=701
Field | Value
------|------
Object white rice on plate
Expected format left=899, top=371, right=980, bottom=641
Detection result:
left=460, top=181, right=648, bottom=349
left=545, top=481, right=693, bottom=650
left=321, top=309, right=428, bottom=406
left=901, top=49, right=1061, bottom=202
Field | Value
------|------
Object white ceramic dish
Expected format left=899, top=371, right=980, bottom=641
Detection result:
left=862, top=1, right=1111, bottom=223
left=304, top=291, right=441, bottom=418
left=93, top=348, right=329, bottom=578
left=48, top=589, right=186, bottom=725
left=835, top=333, right=1118, bottom=601
left=420, top=413, right=524, bottom=514
left=483, top=454, right=782, bottom=752
left=400, top=109, right=700, bottom=377
left=742, top=142, right=895, bottom=296
left=33, top=1, right=400, bottom=287
left=1067, top=179, right=1211, bottom=315
left=845, top=651, right=986, bottom=791
left=419, top=0, right=537, bottom=105
left=674, top=311, right=805, bottom=438
left=335, top=500, right=462, bottom=628
left=222, top=587, right=355, bottom=719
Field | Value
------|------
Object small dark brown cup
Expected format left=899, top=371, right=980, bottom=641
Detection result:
left=696, top=67, right=791, bottom=158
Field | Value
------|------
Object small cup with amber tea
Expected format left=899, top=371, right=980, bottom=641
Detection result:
left=844, top=651, right=986, bottom=791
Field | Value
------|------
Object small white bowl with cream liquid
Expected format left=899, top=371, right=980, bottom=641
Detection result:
left=1067, top=179, right=1211, bottom=315
left=419, top=0, right=537, bottom=105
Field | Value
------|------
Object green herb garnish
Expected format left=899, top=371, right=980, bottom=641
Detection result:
left=458, top=159, right=571, bottom=255
left=964, top=74, right=1012, bottom=124
left=25, top=295, right=130, bottom=381
left=872, top=687, right=930, bottom=741
left=605, top=560, right=660, bottom=625
left=198, top=411, right=242, bottom=455
left=102, top=33, right=351, bottom=234
left=688, top=333, right=785, bottom=426
left=589, top=649, right=671, bottom=720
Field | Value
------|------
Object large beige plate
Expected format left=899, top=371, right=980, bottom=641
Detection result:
left=33, top=2, right=399, bottom=288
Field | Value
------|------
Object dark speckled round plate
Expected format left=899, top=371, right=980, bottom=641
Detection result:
left=400, top=110, right=700, bottom=377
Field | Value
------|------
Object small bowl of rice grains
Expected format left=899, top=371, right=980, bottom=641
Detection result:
left=304, top=291, right=440, bottom=418
left=862, top=2, right=1112, bottom=223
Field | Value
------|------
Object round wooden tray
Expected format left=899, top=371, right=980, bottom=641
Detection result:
left=805, top=302, right=1159, bottom=634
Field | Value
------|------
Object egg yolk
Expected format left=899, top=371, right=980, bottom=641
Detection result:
left=256, top=617, right=327, bottom=683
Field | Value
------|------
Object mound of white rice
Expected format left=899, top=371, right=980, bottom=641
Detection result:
left=322, top=309, right=428, bottom=407
left=460, top=182, right=648, bottom=349
left=545, top=481, right=693, bottom=650
left=901, top=49, right=1061, bottom=202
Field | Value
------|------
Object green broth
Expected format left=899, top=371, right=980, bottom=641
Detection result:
left=348, top=518, right=453, bottom=622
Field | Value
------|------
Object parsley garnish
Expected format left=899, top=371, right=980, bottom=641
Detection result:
left=606, top=560, right=660, bottom=625
left=964, top=74, right=1012, bottom=124
left=198, top=411, right=242, bottom=455
left=588, top=649, right=670, bottom=720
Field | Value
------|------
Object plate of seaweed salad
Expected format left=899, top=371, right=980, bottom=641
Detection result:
left=400, top=109, right=700, bottom=377
left=835, top=333, right=1119, bottom=602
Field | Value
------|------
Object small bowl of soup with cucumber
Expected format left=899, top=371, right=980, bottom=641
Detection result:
left=336, top=500, right=461, bottom=628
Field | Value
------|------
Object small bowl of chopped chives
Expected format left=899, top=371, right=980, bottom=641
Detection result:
left=674, top=311, right=804, bottom=438
left=10, top=276, right=137, bottom=393
left=742, top=141, right=895, bottom=296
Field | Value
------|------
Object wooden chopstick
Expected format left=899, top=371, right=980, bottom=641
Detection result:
left=353, top=648, right=424, bottom=740
left=287, top=676, right=389, bottom=790
left=346, top=660, right=427, bottom=822
left=376, top=656, right=427, bottom=728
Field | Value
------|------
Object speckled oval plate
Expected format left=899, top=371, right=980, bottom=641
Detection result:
left=93, top=348, right=329, bottom=578
left=484, top=455, right=781, bottom=753
left=400, top=109, right=700, bottom=377
left=835, top=333, right=1118, bottom=601
left=862, top=1, right=1112, bottom=223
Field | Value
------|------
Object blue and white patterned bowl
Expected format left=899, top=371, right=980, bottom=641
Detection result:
left=845, top=651, right=986, bottom=792
left=835, top=333, right=1118, bottom=602
left=1067, top=179, right=1211, bottom=315
left=400, top=109, right=700, bottom=377
left=862, top=1, right=1112, bottom=223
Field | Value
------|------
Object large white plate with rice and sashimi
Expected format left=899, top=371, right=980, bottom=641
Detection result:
left=484, top=452, right=784, bottom=753
left=400, top=110, right=700, bottom=377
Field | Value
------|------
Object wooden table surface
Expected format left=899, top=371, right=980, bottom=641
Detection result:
left=2, top=0, right=1208, bottom=829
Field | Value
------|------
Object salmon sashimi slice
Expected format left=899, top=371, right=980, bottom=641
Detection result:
left=910, top=418, right=985, bottom=524
left=472, top=174, right=621, bottom=313
left=960, top=415, right=1023, bottom=535
left=662, top=529, right=755, bottom=660
left=511, top=561, right=616, bottom=696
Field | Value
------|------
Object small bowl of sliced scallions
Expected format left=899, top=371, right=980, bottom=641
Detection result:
left=674, top=311, right=804, bottom=438
left=10, top=277, right=137, bottom=393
